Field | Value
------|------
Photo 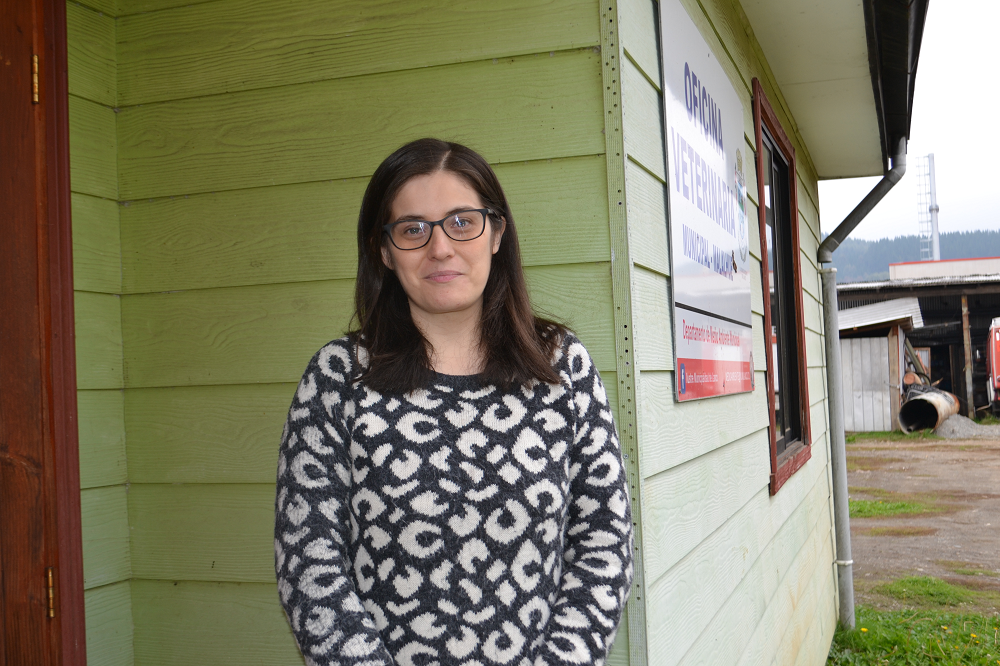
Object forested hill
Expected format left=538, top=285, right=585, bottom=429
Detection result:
left=828, top=229, right=1000, bottom=283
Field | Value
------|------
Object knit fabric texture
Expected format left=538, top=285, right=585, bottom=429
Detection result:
left=275, top=332, right=633, bottom=666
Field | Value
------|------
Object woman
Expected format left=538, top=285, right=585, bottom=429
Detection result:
left=275, top=138, right=632, bottom=666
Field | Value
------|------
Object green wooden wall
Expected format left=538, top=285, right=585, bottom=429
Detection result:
left=612, top=0, right=837, bottom=663
left=66, top=0, right=632, bottom=663
left=66, top=0, right=842, bottom=663
left=67, top=1, right=134, bottom=664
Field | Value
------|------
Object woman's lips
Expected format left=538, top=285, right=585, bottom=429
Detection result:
left=425, top=271, right=462, bottom=283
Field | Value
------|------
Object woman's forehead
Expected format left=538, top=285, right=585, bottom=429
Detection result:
left=391, top=171, right=483, bottom=219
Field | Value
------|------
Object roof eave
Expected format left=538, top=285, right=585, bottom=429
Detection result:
left=865, top=0, right=930, bottom=174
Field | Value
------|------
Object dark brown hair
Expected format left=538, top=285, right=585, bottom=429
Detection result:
left=351, top=138, right=564, bottom=392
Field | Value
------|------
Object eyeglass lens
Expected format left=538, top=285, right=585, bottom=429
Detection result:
left=389, top=210, right=486, bottom=249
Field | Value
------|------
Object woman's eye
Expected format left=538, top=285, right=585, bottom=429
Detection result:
left=450, top=215, right=473, bottom=228
left=400, top=223, right=426, bottom=236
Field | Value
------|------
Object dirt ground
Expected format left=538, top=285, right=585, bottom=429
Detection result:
left=847, top=435, right=1000, bottom=614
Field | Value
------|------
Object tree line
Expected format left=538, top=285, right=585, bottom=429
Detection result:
left=828, top=229, right=1000, bottom=283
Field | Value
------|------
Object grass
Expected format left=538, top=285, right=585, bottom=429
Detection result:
left=851, top=499, right=930, bottom=518
left=846, top=430, right=940, bottom=444
left=847, top=456, right=905, bottom=472
left=938, top=561, right=1000, bottom=579
left=865, top=526, right=938, bottom=537
left=877, top=577, right=977, bottom=606
left=978, top=414, right=1000, bottom=426
left=848, top=486, right=960, bottom=518
left=828, top=605, right=1000, bottom=665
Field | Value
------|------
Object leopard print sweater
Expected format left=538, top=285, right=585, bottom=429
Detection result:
left=275, top=332, right=633, bottom=666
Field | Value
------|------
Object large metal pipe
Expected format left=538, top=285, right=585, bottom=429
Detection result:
left=898, top=388, right=960, bottom=433
left=821, top=267, right=855, bottom=629
left=818, top=137, right=907, bottom=629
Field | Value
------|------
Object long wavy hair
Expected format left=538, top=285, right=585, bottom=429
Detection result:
left=351, top=138, right=564, bottom=392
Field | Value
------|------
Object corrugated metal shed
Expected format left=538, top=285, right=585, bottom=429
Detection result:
left=839, top=297, right=923, bottom=331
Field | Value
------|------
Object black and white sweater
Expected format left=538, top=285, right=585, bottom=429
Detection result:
left=275, top=333, right=633, bottom=666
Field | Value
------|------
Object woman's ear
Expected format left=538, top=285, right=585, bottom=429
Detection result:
left=491, top=217, right=507, bottom=254
left=381, top=244, right=394, bottom=270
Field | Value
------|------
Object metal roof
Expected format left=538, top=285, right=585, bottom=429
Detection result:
left=839, top=274, right=1000, bottom=291
left=838, top=297, right=923, bottom=331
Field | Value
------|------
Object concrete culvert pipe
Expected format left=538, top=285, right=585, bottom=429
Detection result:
left=898, top=388, right=959, bottom=433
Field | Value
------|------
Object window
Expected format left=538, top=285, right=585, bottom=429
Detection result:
left=752, top=79, right=811, bottom=495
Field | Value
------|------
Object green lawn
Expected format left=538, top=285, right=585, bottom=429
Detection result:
left=849, top=499, right=930, bottom=518
left=846, top=430, right=940, bottom=443
left=829, top=605, right=1000, bottom=665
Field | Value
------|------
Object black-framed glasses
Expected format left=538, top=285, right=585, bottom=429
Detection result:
left=383, top=208, right=494, bottom=250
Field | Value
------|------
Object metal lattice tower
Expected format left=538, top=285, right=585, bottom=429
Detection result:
left=915, top=154, right=941, bottom=261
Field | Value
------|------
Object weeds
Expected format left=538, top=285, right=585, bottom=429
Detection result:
left=865, top=526, right=938, bottom=537
left=847, top=456, right=905, bottom=472
left=937, top=561, right=1000, bottom=579
left=876, top=577, right=976, bottom=606
left=846, top=430, right=940, bottom=444
left=828, top=606, right=1000, bottom=665
left=851, top=499, right=930, bottom=518
left=848, top=486, right=960, bottom=518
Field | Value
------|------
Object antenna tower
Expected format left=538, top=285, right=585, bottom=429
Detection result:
left=915, top=154, right=940, bottom=261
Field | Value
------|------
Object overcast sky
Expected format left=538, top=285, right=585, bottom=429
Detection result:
left=817, top=1, right=999, bottom=241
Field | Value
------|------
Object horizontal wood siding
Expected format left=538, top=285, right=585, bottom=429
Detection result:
left=130, top=580, right=300, bottom=665
left=125, top=377, right=619, bottom=486
left=115, top=0, right=600, bottom=105
left=78, top=389, right=127, bottom=489
left=67, top=1, right=116, bottom=105
left=68, top=95, right=117, bottom=200
left=81, top=485, right=131, bottom=589
left=119, top=155, right=611, bottom=294
left=625, top=159, right=670, bottom=276
left=75, top=291, right=123, bottom=390
left=85, top=582, right=134, bottom=666
left=116, top=50, right=605, bottom=200
left=67, top=5, right=132, bottom=664
left=112, top=0, right=626, bottom=663
left=72, top=193, right=121, bottom=294
left=651, top=451, right=832, bottom=664
left=618, top=0, right=834, bottom=663
left=129, top=484, right=275, bottom=583
left=120, top=263, right=615, bottom=388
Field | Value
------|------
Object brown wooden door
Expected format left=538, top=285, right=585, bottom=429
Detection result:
left=0, top=0, right=86, bottom=663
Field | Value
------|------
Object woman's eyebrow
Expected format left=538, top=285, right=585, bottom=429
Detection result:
left=393, top=206, right=480, bottom=222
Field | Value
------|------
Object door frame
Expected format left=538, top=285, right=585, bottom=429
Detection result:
left=0, top=0, right=86, bottom=661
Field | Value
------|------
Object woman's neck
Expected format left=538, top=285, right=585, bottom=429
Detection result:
left=410, top=304, right=485, bottom=376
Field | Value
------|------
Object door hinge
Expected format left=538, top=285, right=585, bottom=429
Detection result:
left=32, top=55, right=39, bottom=104
left=46, top=567, right=55, bottom=618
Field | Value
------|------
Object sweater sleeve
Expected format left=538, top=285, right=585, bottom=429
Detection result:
left=534, top=336, right=634, bottom=666
left=275, top=340, right=395, bottom=666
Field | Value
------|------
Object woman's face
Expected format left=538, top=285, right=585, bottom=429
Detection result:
left=381, top=170, right=504, bottom=324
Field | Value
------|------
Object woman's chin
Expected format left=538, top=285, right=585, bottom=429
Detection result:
left=412, top=298, right=482, bottom=319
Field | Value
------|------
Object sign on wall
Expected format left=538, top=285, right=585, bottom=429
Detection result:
left=660, top=0, right=754, bottom=401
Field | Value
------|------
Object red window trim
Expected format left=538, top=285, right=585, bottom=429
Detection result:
left=752, top=78, right=813, bottom=495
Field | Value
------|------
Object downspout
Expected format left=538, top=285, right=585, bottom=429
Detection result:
left=818, top=136, right=907, bottom=629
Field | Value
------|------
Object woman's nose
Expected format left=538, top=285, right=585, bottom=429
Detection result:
left=425, top=224, right=456, bottom=259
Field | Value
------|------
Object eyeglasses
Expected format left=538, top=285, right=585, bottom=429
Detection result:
left=383, top=208, right=494, bottom=250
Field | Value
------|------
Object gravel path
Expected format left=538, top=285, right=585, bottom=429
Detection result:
left=847, top=435, right=1000, bottom=614
left=936, top=414, right=1000, bottom=439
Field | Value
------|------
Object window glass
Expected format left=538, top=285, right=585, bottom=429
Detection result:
left=762, top=132, right=800, bottom=456
left=753, top=79, right=811, bottom=494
